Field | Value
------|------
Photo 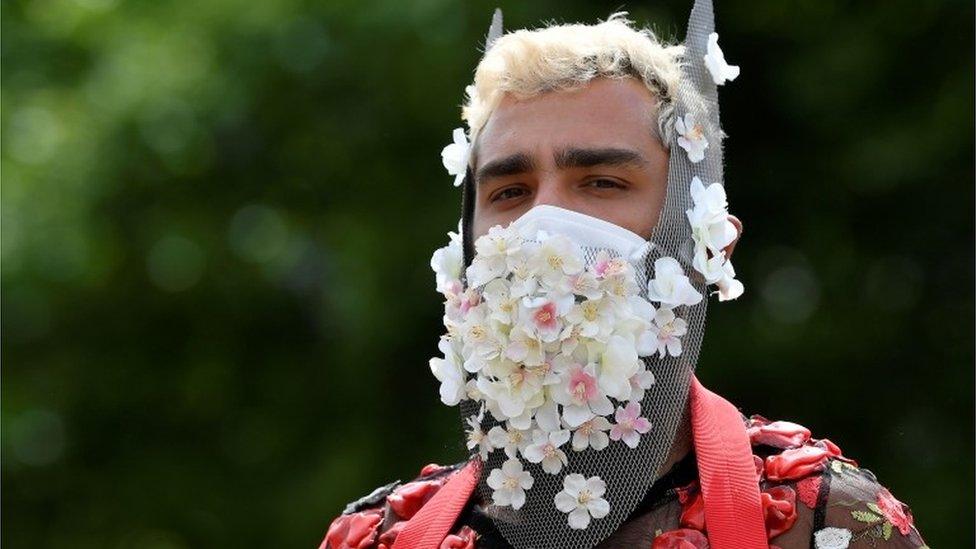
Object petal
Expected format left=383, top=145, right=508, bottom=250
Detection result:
left=554, top=491, right=578, bottom=513
left=510, top=488, right=526, bottom=510
left=587, top=497, right=610, bottom=519
left=568, top=507, right=591, bottom=530
left=586, top=476, right=607, bottom=498
left=563, top=473, right=586, bottom=494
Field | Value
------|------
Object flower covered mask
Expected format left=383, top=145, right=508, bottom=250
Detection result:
left=429, top=0, right=743, bottom=546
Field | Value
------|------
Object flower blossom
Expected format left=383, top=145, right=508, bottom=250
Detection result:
left=429, top=337, right=464, bottom=406
left=568, top=416, right=612, bottom=451
left=467, top=225, right=524, bottom=287
left=523, top=429, right=570, bottom=474
left=430, top=223, right=464, bottom=295
left=675, top=113, right=709, bottom=163
left=554, top=473, right=610, bottom=530
left=686, top=177, right=738, bottom=254
left=647, top=257, right=703, bottom=309
left=529, top=234, right=584, bottom=287
left=552, top=363, right=614, bottom=428
left=441, top=127, right=470, bottom=187
left=464, top=413, right=492, bottom=460
left=703, top=32, right=740, bottom=86
left=610, top=401, right=652, bottom=448
left=487, top=423, right=531, bottom=460
left=645, top=307, right=688, bottom=358
left=486, top=458, right=534, bottom=510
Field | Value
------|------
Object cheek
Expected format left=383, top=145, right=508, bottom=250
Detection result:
left=472, top=204, right=527, bottom=240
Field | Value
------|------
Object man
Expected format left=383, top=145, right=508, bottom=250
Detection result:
left=322, top=5, right=927, bottom=548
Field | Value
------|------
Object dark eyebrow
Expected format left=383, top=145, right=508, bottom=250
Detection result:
left=475, top=152, right=536, bottom=185
left=554, top=146, right=649, bottom=170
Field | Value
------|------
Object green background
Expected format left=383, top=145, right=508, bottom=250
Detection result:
left=2, top=0, right=973, bottom=547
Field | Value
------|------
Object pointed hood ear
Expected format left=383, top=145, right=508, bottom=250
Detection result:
left=461, top=8, right=502, bottom=268
left=486, top=8, right=504, bottom=51
left=683, top=0, right=720, bottom=131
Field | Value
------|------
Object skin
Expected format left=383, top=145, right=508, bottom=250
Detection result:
left=469, top=77, right=743, bottom=486
left=470, top=76, right=742, bottom=258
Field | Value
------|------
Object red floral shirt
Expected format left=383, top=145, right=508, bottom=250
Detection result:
left=320, top=416, right=927, bottom=549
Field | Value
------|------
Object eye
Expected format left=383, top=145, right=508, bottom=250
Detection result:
left=491, top=186, right=529, bottom=203
left=585, top=178, right=626, bottom=190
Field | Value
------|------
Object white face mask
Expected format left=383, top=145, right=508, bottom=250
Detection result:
left=511, top=204, right=653, bottom=264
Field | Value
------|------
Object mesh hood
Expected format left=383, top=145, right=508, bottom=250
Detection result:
left=449, top=1, right=730, bottom=547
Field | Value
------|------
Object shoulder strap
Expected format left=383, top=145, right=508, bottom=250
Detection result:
left=391, top=459, right=481, bottom=549
left=689, top=375, right=768, bottom=548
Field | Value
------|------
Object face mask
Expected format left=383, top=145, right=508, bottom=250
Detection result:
left=511, top=205, right=654, bottom=266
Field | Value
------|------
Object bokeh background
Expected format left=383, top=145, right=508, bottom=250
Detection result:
left=2, top=0, right=973, bottom=547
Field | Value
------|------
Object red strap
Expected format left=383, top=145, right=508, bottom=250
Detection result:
left=690, top=375, right=768, bottom=549
left=391, top=460, right=481, bottom=549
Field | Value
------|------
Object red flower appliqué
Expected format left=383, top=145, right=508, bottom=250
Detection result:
left=747, top=420, right=811, bottom=449
left=386, top=478, right=445, bottom=520
left=652, top=528, right=710, bottom=549
left=765, top=445, right=838, bottom=481
left=760, top=485, right=797, bottom=539
left=322, top=509, right=383, bottom=549
left=876, top=487, right=914, bottom=536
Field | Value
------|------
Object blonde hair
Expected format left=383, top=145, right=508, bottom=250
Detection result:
left=461, top=12, right=688, bottom=151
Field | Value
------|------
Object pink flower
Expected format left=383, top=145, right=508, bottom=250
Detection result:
left=533, top=301, right=558, bottom=332
left=609, top=402, right=652, bottom=448
left=652, top=528, right=710, bottom=549
left=568, top=365, right=599, bottom=403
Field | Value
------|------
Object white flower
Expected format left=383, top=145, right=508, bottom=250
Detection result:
left=430, top=223, right=464, bottom=295
left=568, top=416, right=612, bottom=451
left=487, top=424, right=531, bottom=459
left=626, top=367, right=656, bottom=402
left=565, top=298, right=615, bottom=342
left=504, top=325, right=546, bottom=366
left=441, top=127, right=471, bottom=187
left=465, top=413, right=493, bottom=460
left=529, top=234, right=584, bottom=287
left=686, top=177, right=737, bottom=254
left=486, top=458, right=534, bottom=510
left=813, top=527, right=852, bottom=549
left=523, top=429, right=570, bottom=474
left=647, top=257, right=703, bottom=309
left=554, top=474, right=610, bottom=530
left=429, top=337, right=465, bottom=406
left=482, top=278, right=519, bottom=325
left=675, top=113, right=709, bottom=163
left=692, top=247, right=744, bottom=301
left=467, top=225, right=524, bottom=287
left=552, top=362, right=614, bottom=428
left=703, top=32, right=740, bottom=86
left=597, top=334, right=641, bottom=401
left=476, top=361, right=545, bottom=420
left=646, top=307, right=688, bottom=358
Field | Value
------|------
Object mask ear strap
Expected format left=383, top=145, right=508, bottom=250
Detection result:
left=460, top=165, right=476, bottom=269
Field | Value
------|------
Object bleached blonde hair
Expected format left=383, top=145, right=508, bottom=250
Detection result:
left=461, top=12, right=691, bottom=154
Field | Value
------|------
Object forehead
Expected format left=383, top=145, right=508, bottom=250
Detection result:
left=474, top=77, right=660, bottom=167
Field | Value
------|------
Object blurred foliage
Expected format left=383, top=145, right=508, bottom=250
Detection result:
left=1, top=0, right=972, bottom=547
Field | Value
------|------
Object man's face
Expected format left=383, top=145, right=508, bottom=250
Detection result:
left=471, top=77, right=669, bottom=241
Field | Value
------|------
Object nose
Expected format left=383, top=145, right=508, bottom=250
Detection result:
left=531, top=174, right=572, bottom=210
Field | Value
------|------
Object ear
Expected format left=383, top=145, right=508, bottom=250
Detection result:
left=722, top=215, right=743, bottom=260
